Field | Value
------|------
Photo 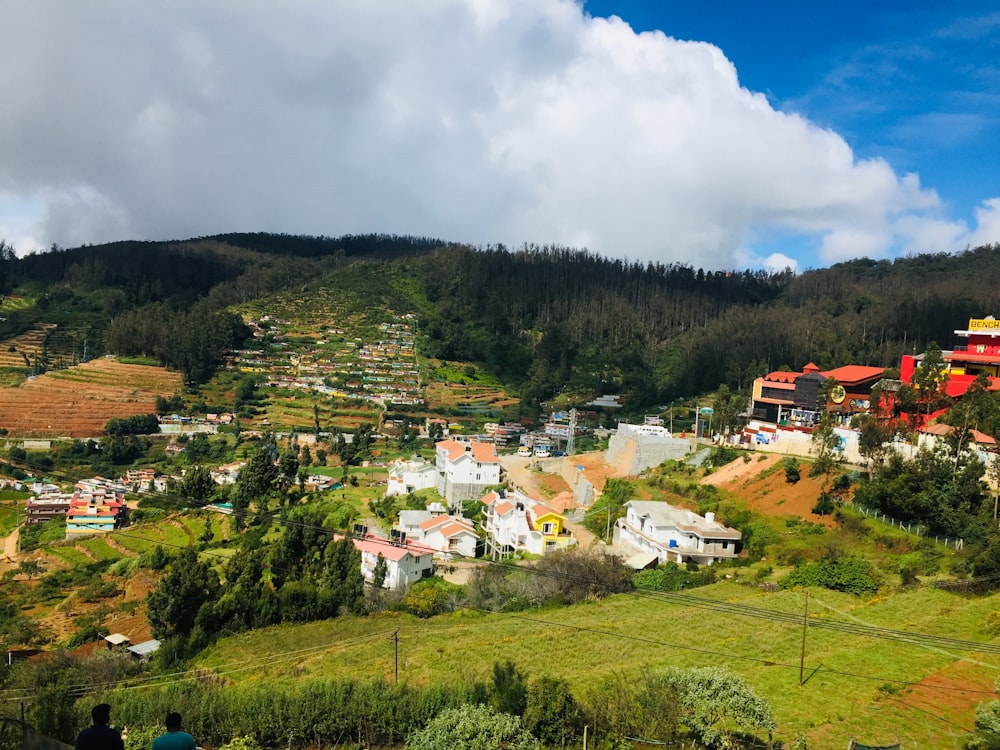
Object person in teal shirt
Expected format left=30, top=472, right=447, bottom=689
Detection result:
left=150, top=713, right=196, bottom=750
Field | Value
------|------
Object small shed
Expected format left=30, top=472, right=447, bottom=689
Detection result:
left=103, top=633, right=130, bottom=651
left=127, top=639, right=161, bottom=661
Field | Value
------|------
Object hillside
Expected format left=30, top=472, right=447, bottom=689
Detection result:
left=0, top=359, right=180, bottom=437
left=2, top=235, right=1000, bottom=418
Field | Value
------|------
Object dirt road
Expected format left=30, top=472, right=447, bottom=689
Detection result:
left=499, top=453, right=604, bottom=549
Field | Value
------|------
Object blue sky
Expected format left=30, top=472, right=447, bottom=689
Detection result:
left=0, top=1, right=998, bottom=271
left=586, top=0, right=1000, bottom=266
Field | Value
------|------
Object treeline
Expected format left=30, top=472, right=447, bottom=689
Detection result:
left=104, top=414, right=159, bottom=436
left=5, top=232, right=1000, bottom=407
left=408, top=242, right=1000, bottom=404
left=6, top=658, right=775, bottom=750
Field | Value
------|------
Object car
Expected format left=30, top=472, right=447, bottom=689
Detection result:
left=533, top=449, right=551, bottom=458
left=516, top=446, right=532, bottom=457
left=551, top=449, right=567, bottom=457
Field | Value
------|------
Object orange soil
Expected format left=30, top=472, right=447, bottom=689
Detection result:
left=702, top=453, right=837, bottom=527
left=0, top=359, right=181, bottom=437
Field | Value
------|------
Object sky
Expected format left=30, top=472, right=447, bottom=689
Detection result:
left=0, top=1, right=998, bottom=272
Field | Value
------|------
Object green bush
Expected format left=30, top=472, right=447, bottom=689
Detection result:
left=779, top=556, right=881, bottom=596
left=783, top=457, right=801, bottom=484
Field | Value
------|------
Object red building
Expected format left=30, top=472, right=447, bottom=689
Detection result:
left=751, top=363, right=885, bottom=426
left=901, top=316, right=1000, bottom=399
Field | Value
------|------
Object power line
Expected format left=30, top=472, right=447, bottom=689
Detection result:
left=6, top=463, right=1000, bottom=705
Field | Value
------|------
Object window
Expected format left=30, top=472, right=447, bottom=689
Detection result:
left=722, top=541, right=728, bottom=549
left=541, top=522, right=554, bottom=534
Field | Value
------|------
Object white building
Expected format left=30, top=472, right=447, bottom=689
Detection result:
left=481, top=490, right=576, bottom=557
left=386, top=456, right=438, bottom=497
left=434, top=439, right=502, bottom=507
left=352, top=534, right=435, bottom=589
left=613, top=500, right=741, bottom=566
left=418, top=515, right=479, bottom=559
left=396, top=502, right=449, bottom=537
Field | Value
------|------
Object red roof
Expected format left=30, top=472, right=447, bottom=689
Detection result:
left=921, top=422, right=997, bottom=445
left=821, top=365, right=885, bottom=386
left=352, top=534, right=435, bottom=562
left=763, top=371, right=803, bottom=384
left=436, top=439, right=500, bottom=464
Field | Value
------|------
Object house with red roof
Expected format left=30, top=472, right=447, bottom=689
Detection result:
left=417, top=514, right=479, bottom=559
left=65, top=488, right=127, bottom=539
left=481, top=489, right=576, bottom=558
left=434, top=439, right=502, bottom=507
left=351, top=533, right=435, bottom=589
left=750, top=362, right=885, bottom=426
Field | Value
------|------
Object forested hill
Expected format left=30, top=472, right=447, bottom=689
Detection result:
left=0, top=233, right=998, bottom=406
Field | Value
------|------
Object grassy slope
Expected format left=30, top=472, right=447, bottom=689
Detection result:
left=197, top=580, right=1000, bottom=749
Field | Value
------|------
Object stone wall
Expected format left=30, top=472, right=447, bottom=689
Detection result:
left=606, top=432, right=691, bottom=476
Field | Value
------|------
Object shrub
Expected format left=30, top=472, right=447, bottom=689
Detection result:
left=779, top=556, right=881, bottom=595
left=812, top=492, right=835, bottom=516
left=783, top=458, right=801, bottom=484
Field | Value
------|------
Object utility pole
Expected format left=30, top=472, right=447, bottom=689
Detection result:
left=391, top=629, right=399, bottom=684
left=799, top=591, right=809, bottom=685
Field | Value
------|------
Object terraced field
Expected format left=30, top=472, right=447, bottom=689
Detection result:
left=0, top=323, right=57, bottom=368
left=0, top=358, right=182, bottom=437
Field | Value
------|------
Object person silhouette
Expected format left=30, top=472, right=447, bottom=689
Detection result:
left=75, top=704, right=125, bottom=750
left=150, top=713, right=196, bottom=750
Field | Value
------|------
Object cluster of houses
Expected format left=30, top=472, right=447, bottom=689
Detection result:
left=232, top=313, right=424, bottom=408
left=27, top=477, right=130, bottom=538
left=16, top=431, right=743, bottom=593
left=359, top=437, right=743, bottom=589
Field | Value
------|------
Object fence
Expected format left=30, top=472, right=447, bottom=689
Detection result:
left=854, top=504, right=964, bottom=550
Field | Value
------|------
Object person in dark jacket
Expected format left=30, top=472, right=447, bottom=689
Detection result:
left=75, top=704, right=125, bottom=750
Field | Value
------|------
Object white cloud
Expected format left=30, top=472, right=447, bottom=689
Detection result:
left=762, top=253, right=799, bottom=274
left=969, top=198, right=1000, bottom=248
left=0, top=0, right=981, bottom=268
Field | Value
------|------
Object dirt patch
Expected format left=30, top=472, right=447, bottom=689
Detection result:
left=702, top=454, right=837, bottom=526
left=0, top=358, right=181, bottom=437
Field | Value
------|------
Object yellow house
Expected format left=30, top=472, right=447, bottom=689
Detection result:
left=482, top=490, right=576, bottom=557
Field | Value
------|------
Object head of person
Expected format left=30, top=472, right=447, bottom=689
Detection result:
left=91, top=704, right=112, bottom=727
left=164, top=713, right=182, bottom=732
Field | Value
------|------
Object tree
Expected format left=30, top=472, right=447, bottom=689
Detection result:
left=490, top=660, right=528, bottom=717
left=405, top=704, right=541, bottom=750
left=233, top=440, right=279, bottom=520
left=585, top=670, right=680, bottom=748
left=199, top=516, right=214, bottom=548
left=661, top=666, right=775, bottom=749
left=897, top=341, right=952, bottom=432
left=856, top=413, right=891, bottom=473
left=523, top=677, right=583, bottom=748
left=712, top=385, right=747, bottom=439
left=181, top=465, right=215, bottom=506
left=967, top=701, right=1000, bottom=750
left=372, top=553, right=388, bottom=588
left=147, top=547, right=220, bottom=638
left=18, top=559, right=43, bottom=580
left=809, top=413, right=842, bottom=483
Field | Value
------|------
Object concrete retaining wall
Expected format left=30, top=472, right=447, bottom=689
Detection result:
left=606, top=433, right=691, bottom=476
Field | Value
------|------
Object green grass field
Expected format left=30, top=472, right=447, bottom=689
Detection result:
left=45, top=544, right=93, bottom=567
left=75, top=536, right=124, bottom=562
left=197, top=579, right=1000, bottom=749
